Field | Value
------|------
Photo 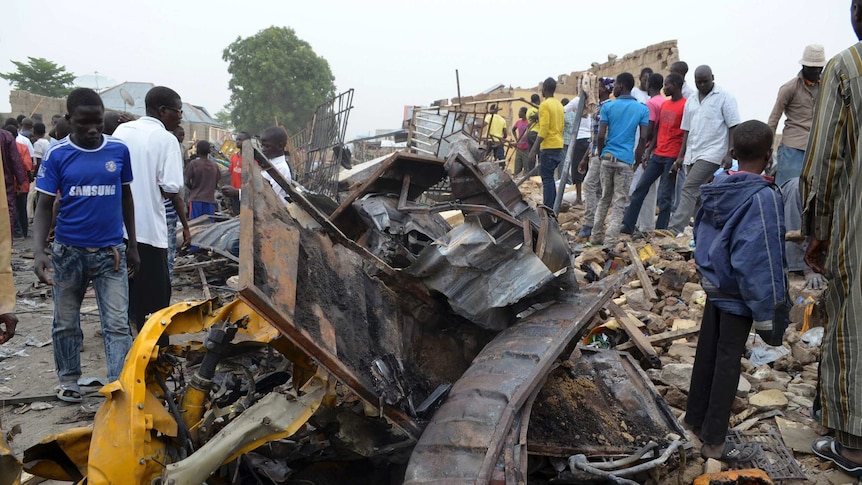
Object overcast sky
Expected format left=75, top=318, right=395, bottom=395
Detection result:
left=1, top=0, right=857, bottom=140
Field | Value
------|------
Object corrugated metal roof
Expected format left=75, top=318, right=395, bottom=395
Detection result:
left=100, top=82, right=222, bottom=126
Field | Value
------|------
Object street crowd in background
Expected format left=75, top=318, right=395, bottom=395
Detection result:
left=0, top=1, right=861, bottom=476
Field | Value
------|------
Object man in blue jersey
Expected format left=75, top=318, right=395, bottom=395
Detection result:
left=32, top=88, right=139, bottom=403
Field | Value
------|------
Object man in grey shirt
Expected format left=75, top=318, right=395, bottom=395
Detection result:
left=668, top=65, right=741, bottom=236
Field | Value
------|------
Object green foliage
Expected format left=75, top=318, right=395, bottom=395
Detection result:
left=214, top=107, right=234, bottom=130
left=222, top=26, right=335, bottom=135
left=0, top=57, right=75, bottom=98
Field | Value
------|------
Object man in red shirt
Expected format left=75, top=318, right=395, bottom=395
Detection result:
left=621, top=73, right=687, bottom=233
left=224, top=131, right=249, bottom=214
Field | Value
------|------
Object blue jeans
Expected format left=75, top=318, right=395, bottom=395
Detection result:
left=622, top=155, right=677, bottom=233
left=775, top=144, right=804, bottom=187
left=51, top=242, right=133, bottom=384
left=492, top=144, right=505, bottom=161
left=166, top=212, right=177, bottom=279
left=540, top=148, right=563, bottom=207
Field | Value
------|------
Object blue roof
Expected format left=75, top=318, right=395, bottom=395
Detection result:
left=100, top=82, right=221, bottom=126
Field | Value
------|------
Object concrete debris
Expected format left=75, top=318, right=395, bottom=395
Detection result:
left=4, top=133, right=835, bottom=484
left=749, top=389, right=790, bottom=409
left=659, top=363, right=693, bottom=392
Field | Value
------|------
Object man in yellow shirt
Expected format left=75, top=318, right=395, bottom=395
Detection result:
left=528, top=77, right=565, bottom=207
left=483, top=104, right=508, bottom=162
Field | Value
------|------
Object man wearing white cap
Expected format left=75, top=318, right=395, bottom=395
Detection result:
left=767, top=44, right=826, bottom=186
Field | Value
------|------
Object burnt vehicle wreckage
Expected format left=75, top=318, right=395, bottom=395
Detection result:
left=2, top=92, right=688, bottom=485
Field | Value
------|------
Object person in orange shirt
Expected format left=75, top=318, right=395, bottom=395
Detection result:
left=223, top=131, right=249, bottom=214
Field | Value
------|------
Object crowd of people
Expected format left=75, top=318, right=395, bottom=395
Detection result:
left=481, top=4, right=862, bottom=472
left=0, top=85, right=293, bottom=403
left=0, top=1, right=861, bottom=476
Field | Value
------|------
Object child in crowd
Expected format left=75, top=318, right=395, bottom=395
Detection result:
left=685, top=119, right=788, bottom=461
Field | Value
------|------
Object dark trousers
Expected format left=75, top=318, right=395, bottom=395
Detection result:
left=128, top=242, right=170, bottom=331
left=621, top=155, right=677, bottom=233
left=685, top=298, right=752, bottom=445
left=570, top=138, right=590, bottom=184
left=526, top=132, right=539, bottom=172
left=15, top=193, right=27, bottom=237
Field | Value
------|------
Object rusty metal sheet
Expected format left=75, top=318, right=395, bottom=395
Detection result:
left=403, top=270, right=630, bottom=485
left=329, top=151, right=446, bottom=239
left=405, top=218, right=555, bottom=330
left=237, top=144, right=488, bottom=441
left=189, top=217, right=240, bottom=262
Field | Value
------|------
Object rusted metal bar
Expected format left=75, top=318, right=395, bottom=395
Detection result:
left=397, top=173, right=412, bottom=211
left=553, top=88, right=586, bottom=215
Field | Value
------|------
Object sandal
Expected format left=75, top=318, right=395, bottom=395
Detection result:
left=702, top=442, right=760, bottom=462
left=57, top=385, right=83, bottom=403
left=812, top=436, right=862, bottom=477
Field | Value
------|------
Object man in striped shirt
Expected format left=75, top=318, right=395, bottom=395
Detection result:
left=805, top=0, right=862, bottom=476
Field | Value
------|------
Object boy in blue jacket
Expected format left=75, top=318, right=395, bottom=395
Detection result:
left=685, top=120, right=788, bottom=462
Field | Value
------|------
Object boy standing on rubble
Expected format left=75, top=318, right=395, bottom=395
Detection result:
left=32, top=88, right=139, bottom=402
left=685, top=120, right=788, bottom=462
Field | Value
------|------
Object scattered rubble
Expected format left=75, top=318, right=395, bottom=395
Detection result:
left=0, top=130, right=838, bottom=483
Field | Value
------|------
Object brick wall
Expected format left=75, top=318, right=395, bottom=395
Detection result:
left=7, top=90, right=67, bottom=122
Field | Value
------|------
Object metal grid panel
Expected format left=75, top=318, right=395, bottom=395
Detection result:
left=727, top=430, right=808, bottom=482
left=406, top=97, right=529, bottom=161
left=290, top=89, right=354, bottom=200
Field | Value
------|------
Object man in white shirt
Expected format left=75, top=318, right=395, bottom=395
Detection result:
left=28, top=122, right=51, bottom=223
left=668, top=65, right=741, bottom=235
left=259, top=126, right=292, bottom=202
left=113, top=86, right=190, bottom=331
left=630, top=67, right=653, bottom=103
left=16, top=118, right=35, bottom=158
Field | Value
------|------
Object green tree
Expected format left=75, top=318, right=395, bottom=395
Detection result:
left=214, top=107, right=234, bottom=130
left=0, top=57, right=75, bottom=98
left=222, top=26, right=335, bottom=135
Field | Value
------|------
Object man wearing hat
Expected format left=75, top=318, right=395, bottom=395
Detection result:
left=483, top=104, right=508, bottom=162
left=768, top=44, right=826, bottom=186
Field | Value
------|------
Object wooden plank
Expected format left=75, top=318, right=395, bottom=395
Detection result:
left=198, top=267, right=211, bottom=300
left=605, top=301, right=661, bottom=368
left=626, top=242, right=657, bottom=301
left=616, top=325, right=701, bottom=351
